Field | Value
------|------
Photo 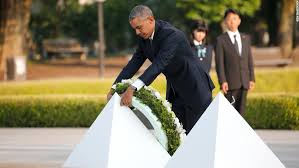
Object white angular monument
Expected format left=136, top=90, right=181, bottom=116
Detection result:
left=165, top=93, right=286, bottom=168
left=63, top=93, right=170, bottom=168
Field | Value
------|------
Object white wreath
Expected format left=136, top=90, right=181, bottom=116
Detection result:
left=112, top=79, right=186, bottom=154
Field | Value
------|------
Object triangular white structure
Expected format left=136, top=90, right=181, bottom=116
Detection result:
left=64, top=93, right=170, bottom=168
left=165, top=93, right=286, bottom=168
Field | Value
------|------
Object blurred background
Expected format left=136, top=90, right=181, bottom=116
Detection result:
left=0, top=0, right=299, bottom=168
left=0, top=0, right=299, bottom=129
left=0, top=0, right=298, bottom=80
left=0, top=0, right=298, bottom=129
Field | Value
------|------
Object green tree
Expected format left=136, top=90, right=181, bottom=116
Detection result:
left=103, top=0, right=181, bottom=53
left=103, top=0, right=142, bottom=53
left=30, top=0, right=62, bottom=52
left=175, top=0, right=261, bottom=44
left=30, top=0, right=181, bottom=54
left=176, top=0, right=261, bottom=24
left=30, top=0, right=144, bottom=54
left=60, top=1, right=98, bottom=44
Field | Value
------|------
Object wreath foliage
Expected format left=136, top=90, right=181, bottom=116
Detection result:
left=112, top=80, right=186, bottom=155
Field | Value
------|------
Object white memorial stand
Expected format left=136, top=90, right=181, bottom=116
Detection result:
left=63, top=93, right=170, bottom=168
left=165, top=93, right=286, bottom=168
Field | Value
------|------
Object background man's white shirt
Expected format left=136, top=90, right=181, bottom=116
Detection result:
left=227, top=30, right=242, bottom=56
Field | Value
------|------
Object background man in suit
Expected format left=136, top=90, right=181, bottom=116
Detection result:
left=107, top=5, right=214, bottom=133
left=215, top=8, right=255, bottom=115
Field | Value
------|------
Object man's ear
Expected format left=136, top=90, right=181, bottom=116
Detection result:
left=148, top=16, right=155, bottom=23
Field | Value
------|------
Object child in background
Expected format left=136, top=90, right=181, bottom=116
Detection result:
left=190, top=20, right=213, bottom=73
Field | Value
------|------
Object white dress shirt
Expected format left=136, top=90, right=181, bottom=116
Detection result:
left=227, top=30, right=242, bottom=56
left=149, top=29, right=155, bottom=41
left=193, top=40, right=202, bottom=46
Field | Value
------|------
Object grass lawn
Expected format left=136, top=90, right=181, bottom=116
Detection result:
left=1, top=67, right=298, bottom=129
left=0, top=68, right=298, bottom=97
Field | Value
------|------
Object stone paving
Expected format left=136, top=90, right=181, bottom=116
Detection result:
left=0, top=128, right=298, bottom=168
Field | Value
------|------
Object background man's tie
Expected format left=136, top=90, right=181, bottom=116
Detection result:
left=234, top=35, right=240, bottom=56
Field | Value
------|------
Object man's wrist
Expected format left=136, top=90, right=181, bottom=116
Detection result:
left=129, top=85, right=137, bottom=92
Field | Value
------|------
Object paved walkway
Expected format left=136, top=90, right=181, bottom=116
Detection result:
left=0, top=128, right=298, bottom=168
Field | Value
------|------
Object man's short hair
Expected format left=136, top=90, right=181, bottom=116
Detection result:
left=129, top=5, right=154, bottom=21
left=224, top=8, right=240, bottom=19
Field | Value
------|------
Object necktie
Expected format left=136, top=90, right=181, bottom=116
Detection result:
left=149, top=38, right=153, bottom=47
left=149, top=39, right=154, bottom=55
left=234, top=35, right=240, bottom=56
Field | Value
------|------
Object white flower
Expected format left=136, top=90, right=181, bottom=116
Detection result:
left=111, top=84, right=116, bottom=89
left=166, top=101, right=171, bottom=107
left=174, top=118, right=180, bottom=126
left=177, top=124, right=186, bottom=135
left=148, top=86, right=154, bottom=91
left=154, top=91, right=162, bottom=100
left=116, top=78, right=185, bottom=152
left=150, top=89, right=155, bottom=95
left=180, top=132, right=186, bottom=142
left=174, top=118, right=186, bottom=136
left=121, top=79, right=133, bottom=84
left=176, top=125, right=184, bottom=134
left=162, top=100, right=167, bottom=106
left=144, top=86, right=150, bottom=91
left=163, top=100, right=171, bottom=108
left=170, top=111, right=176, bottom=118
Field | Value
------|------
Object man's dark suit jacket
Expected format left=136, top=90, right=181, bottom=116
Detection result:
left=215, top=32, right=255, bottom=90
left=114, top=20, right=214, bottom=127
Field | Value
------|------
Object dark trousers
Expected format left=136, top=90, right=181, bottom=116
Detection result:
left=171, top=96, right=211, bottom=134
left=172, top=103, right=192, bottom=134
left=225, top=88, right=248, bottom=116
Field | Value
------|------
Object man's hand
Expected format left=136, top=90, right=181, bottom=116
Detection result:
left=249, top=81, right=255, bottom=91
left=221, top=82, right=229, bottom=94
left=106, top=89, right=113, bottom=101
left=120, top=86, right=135, bottom=106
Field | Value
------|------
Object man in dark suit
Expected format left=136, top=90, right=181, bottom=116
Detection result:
left=107, top=5, right=214, bottom=133
left=215, top=9, right=255, bottom=115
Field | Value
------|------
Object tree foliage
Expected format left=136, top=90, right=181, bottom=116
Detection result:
left=30, top=0, right=98, bottom=50
left=29, top=0, right=296, bottom=56
left=29, top=0, right=180, bottom=54
left=176, top=0, right=261, bottom=23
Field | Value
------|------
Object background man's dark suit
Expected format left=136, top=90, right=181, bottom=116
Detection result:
left=215, top=32, right=255, bottom=115
left=114, top=20, right=214, bottom=133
